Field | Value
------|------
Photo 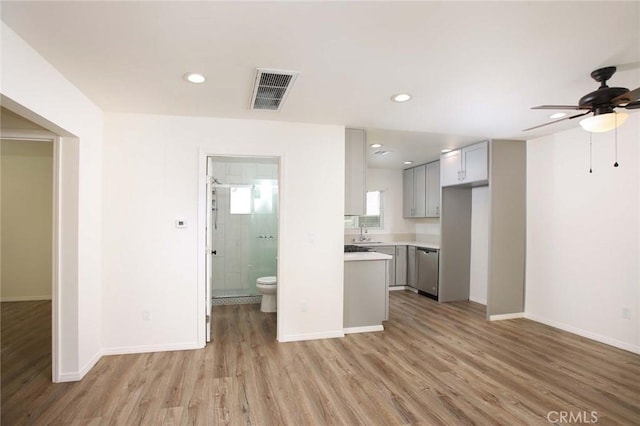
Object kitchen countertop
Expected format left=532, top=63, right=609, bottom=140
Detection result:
left=351, top=241, right=440, bottom=250
left=344, top=252, right=393, bottom=262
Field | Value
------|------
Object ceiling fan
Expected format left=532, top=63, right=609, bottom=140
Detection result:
left=524, top=66, right=640, bottom=132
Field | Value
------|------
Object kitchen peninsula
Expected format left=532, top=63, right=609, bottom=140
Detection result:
left=343, top=248, right=392, bottom=333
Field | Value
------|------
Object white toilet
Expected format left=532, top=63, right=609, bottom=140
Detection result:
left=256, top=276, right=277, bottom=313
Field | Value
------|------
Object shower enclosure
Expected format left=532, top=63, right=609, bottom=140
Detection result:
left=207, top=156, right=278, bottom=300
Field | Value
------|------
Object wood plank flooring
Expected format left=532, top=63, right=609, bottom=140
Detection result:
left=2, top=292, right=639, bottom=425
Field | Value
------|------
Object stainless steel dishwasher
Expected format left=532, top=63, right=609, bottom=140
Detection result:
left=416, top=247, right=439, bottom=299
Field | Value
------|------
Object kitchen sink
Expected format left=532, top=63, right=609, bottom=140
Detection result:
left=344, top=245, right=372, bottom=253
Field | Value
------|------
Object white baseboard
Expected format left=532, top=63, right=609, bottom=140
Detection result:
left=469, top=297, right=487, bottom=305
left=1, top=295, right=52, bottom=302
left=344, top=325, right=384, bottom=334
left=102, top=342, right=202, bottom=356
left=55, top=349, right=103, bottom=383
left=79, top=349, right=103, bottom=378
left=390, top=286, right=418, bottom=293
left=525, top=313, right=640, bottom=355
left=489, top=312, right=525, bottom=321
left=56, top=371, right=83, bottom=382
left=278, top=330, right=344, bottom=343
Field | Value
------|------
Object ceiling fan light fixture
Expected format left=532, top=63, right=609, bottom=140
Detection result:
left=579, top=112, right=628, bottom=133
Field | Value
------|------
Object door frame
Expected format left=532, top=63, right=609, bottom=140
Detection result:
left=0, top=129, right=60, bottom=381
left=196, top=150, right=282, bottom=346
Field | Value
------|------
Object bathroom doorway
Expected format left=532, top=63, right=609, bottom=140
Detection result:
left=206, top=156, right=279, bottom=333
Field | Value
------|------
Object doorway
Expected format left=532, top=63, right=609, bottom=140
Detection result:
left=205, top=156, right=279, bottom=342
left=0, top=135, right=55, bottom=393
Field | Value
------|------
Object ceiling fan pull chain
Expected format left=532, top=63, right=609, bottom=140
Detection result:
left=589, top=132, right=593, bottom=174
left=613, top=113, right=619, bottom=167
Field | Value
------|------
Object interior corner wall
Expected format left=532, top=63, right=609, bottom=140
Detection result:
left=469, top=186, right=489, bottom=305
left=1, top=22, right=104, bottom=380
left=102, top=113, right=345, bottom=351
left=525, top=114, right=640, bottom=354
left=1, top=140, right=53, bottom=301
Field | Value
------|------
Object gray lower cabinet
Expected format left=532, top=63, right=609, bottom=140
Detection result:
left=364, top=245, right=396, bottom=286
left=395, top=245, right=407, bottom=286
left=407, top=246, right=416, bottom=287
left=363, top=245, right=418, bottom=288
left=344, top=260, right=388, bottom=328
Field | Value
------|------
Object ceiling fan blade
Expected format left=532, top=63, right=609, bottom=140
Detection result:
left=523, top=111, right=591, bottom=131
left=621, top=100, right=640, bottom=110
left=612, top=87, right=640, bottom=105
left=532, top=105, right=590, bottom=110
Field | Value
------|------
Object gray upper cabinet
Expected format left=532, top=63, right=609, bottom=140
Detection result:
left=345, top=128, right=366, bottom=216
left=426, top=161, right=440, bottom=217
left=463, top=141, right=489, bottom=183
left=403, top=167, right=414, bottom=217
left=403, top=160, right=440, bottom=218
left=414, top=164, right=427, bottom=217
left=441, top=149, right=462, bottom=187
left=441, top=141, right=488, bottom=187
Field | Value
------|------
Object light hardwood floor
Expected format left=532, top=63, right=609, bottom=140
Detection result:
left=2, top=292, right=639, bottom=425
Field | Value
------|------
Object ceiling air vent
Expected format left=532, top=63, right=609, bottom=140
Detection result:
left=249, top=68, right=299, bottom=111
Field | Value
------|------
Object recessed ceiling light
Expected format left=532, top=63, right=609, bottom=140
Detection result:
left=391, top=93, right=412, bottom=103
left=441, top=148, right=453, bottom=153
left=549, top=112, right=567, bottom=119
left=370, top=143, right=382, bottom=148
left=403, top=161, right=413, bottom=165
left=184, top=72, right=206, bottom=84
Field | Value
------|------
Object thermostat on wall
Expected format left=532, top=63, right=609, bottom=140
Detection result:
left=175, top=219, right=187, bottom=228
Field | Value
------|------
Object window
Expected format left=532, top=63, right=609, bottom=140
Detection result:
left=230, top=186, right=251, bottom=214
left=229, top=181, right=277, bottom=215
left=344, top=190, right=383, bottom=229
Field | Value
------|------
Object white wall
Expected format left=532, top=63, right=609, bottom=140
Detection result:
left=1, top=140, right=53, bottom=301
left=102, top=113, right=345, bottom=351
left=1, top=22, right=104, bottom=380
left=526, top=115, right=639, bottom=354
left=469, top=186, right=489, bottom=305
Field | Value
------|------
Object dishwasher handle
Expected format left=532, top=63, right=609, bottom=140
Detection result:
left=416, top=247, right=437, bottom=254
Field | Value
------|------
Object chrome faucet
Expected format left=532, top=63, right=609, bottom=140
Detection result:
left=358, top=224, right=368, bottom=242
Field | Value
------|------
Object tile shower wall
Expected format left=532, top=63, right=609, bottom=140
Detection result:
left=209, top=158, right=278, bottom=298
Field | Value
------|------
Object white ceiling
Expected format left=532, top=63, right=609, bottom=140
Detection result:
left=2, top=1, right=639, bottom=169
